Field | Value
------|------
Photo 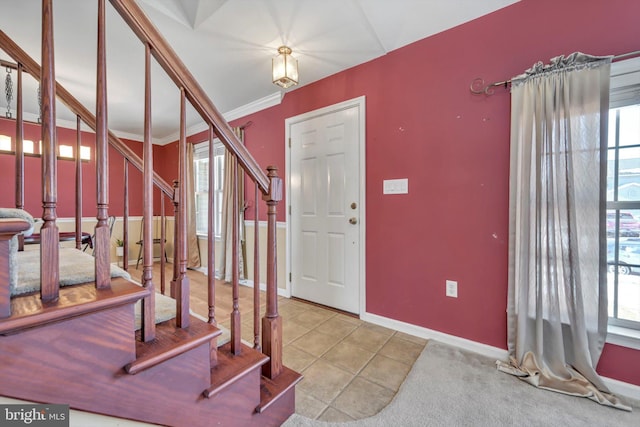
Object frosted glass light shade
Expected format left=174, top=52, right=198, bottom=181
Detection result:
left=272, top=46, right=298, bottom=89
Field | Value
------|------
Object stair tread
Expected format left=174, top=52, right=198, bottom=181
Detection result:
left=126, top=315, right=222, bottom=374
left=204, top=342, right=269, bottom=398
left=257, top=366, right=303, bottom=413
left=0, top=278, right=149, bottom=335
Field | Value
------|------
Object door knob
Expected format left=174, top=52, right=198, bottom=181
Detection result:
left=350, top=202, right=357, bottom=209
left=349, top=217, right=358, bottom=225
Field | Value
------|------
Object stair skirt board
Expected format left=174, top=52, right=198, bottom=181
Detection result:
left=0, top=303, right=295, bottom=426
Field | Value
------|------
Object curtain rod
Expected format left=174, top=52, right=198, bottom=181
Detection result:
left=470, top=50, right=640, bottom=96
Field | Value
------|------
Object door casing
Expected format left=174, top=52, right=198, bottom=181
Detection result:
left=285, top=96, right=366, bottom=315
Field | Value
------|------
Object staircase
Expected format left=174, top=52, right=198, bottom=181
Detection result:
left=0, top=280, right=298, bottom=426
left=0, top=0, right=300, bottom=425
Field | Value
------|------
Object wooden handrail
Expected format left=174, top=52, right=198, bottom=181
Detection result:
left=0, top=31, right=174, bottom=198
left=109, top=0, right=270, bottom=194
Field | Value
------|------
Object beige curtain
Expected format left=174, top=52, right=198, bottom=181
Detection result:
left=219, top=127, right=246, bottom=281
left=186, top=143, right=201, bottom=268
left=498, top=53, right=630, bottom=410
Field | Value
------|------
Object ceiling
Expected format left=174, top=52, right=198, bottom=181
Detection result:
left=0, top=0, right=518, bottom=143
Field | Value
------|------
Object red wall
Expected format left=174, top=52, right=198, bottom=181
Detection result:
left=0, top=117, right=147, bottom=218
left=161, top=0, right=640, bottom=384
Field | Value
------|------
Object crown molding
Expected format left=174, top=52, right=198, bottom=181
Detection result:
left=154, top=91, right=283, bottom=146
left=3, top=91, right=283, bottom=146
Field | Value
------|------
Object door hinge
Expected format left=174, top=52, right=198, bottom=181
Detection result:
left=288, top=137, right=291, bottom=148
left=289, top=272, right=292, bottom=282
left=289, top=205, right=291, bottom=215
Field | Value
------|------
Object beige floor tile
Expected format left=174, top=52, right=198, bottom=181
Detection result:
left=283, top=320, right=311, bottom=345
left=332, top=377, right=395, bottom=419
left=394, top=331, right=428, bottom=346
left=295, top=391, right=327, bottom=419
left=334, top=313, right=364, bottom=325
left=360, top=322, right=395, bottom=337
left=359, top=354, right=412, bottom=391
left=315, top=316, right=360, bottom=339
left=317, top=407, right=355, bottom=422
left=342, top=326, right=392, bottom=353
left=279, top=300, right=311, bottom=319
left=290, top=329, right=341, bottom=357
left=290, top=308, right=336, bottom=329
left=283, top=345, right=317, bottom=373
left=297, top=359, right=355, bottom=404
left=378, top=335, right=425, bottom=365
left=322, top=341, right=375, bottom=374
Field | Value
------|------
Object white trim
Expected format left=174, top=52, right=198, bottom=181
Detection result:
left=361, top=311, right=640, bottom=400
left=223, top=91, right=283, bottom=122
left=51, top=215, right=145, bottom=223
left=4, top=91, right=284, bottom=146
left=361, top=311, right=509, bottom=361
left=155, top=92, right=284, bottom=145
left=241, top=279, right=290, bottom=298
left=607, top=325, right=640, bottom=351
left=195, top=267, right=290, bottom=298
left=602, top=376, right=640, bottom=401
left=244, top=220, right=287, bottom=229
left=285, top=96, right=366, bottom=315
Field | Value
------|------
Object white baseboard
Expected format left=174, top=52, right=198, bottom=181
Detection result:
left=196, top=267, right=290, bottom=298
left=602, top=376, right=640, bottom=401
left=240, top=279, right=290, bottom=298
left=361, top=311, right=509, bottom=361
left=360, top=311, right=640, bottom=401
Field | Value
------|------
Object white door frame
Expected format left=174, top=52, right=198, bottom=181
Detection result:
left=285, top=96, right=366, bottom=315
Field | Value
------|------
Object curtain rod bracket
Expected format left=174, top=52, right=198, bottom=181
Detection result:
left=471, top=49, right=640, bottom=97
left=470, top=77, right=510, bottom=96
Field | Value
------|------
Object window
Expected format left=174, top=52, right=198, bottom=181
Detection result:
left=606, top=57, right=640, bottom=330
left=194, top=141, right=225, bottom=238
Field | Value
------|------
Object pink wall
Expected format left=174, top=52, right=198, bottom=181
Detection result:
left=0, top=117, right=148, bottom=218
left=161, top=0, right=640, bottom=384
left=7, top=0, right=633, bottom=386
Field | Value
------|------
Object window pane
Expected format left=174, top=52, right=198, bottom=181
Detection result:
left=619, top=105, right=640, bottom=147
left=608, top=109, right=617, bottom=148
left=607, top=208, right=640, bottom=323
left=193, top=143, right=225, bottom=238
left=607, top=147, right=640, bottom=201
left=196, top=158, right=209, bottom=192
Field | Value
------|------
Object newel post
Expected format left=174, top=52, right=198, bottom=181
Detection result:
left=261, top=166, right=283, bottom=379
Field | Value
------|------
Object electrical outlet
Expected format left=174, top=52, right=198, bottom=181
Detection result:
left=446, top=280, right=458, bottom=298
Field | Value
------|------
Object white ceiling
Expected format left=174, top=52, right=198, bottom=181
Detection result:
left=0, top=0, right=518, bottom=143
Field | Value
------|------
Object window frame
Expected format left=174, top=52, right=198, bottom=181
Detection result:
left=194, top=139, right=225, bottom=240
left=605, top=56, right=640, bottom=335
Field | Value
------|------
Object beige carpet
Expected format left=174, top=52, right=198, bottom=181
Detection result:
left=283, top=341, right=640, bottom=426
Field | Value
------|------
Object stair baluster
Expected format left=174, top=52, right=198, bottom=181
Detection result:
left=176, top=88, right=190, bottom=328
left=254, top=182, right=261, bottom=350
left=94, top=0, right=111, bottom=289
left=141, top=42, right=155, bottom=341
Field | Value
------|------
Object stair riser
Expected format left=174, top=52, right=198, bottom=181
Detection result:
left=0, top=304, right=291, bottom=426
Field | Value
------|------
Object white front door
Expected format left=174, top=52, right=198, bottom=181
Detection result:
left=288, top=98, right=364, bottom=314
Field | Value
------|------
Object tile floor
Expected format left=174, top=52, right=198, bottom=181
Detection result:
left=276, top=298, right=427, bottom=421
left=154, top=265, right=427, bottom=421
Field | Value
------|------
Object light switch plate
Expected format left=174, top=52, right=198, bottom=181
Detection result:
left=446, top=280, right=458, bottom=298
left=383, top=178, right=408, bottom=194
